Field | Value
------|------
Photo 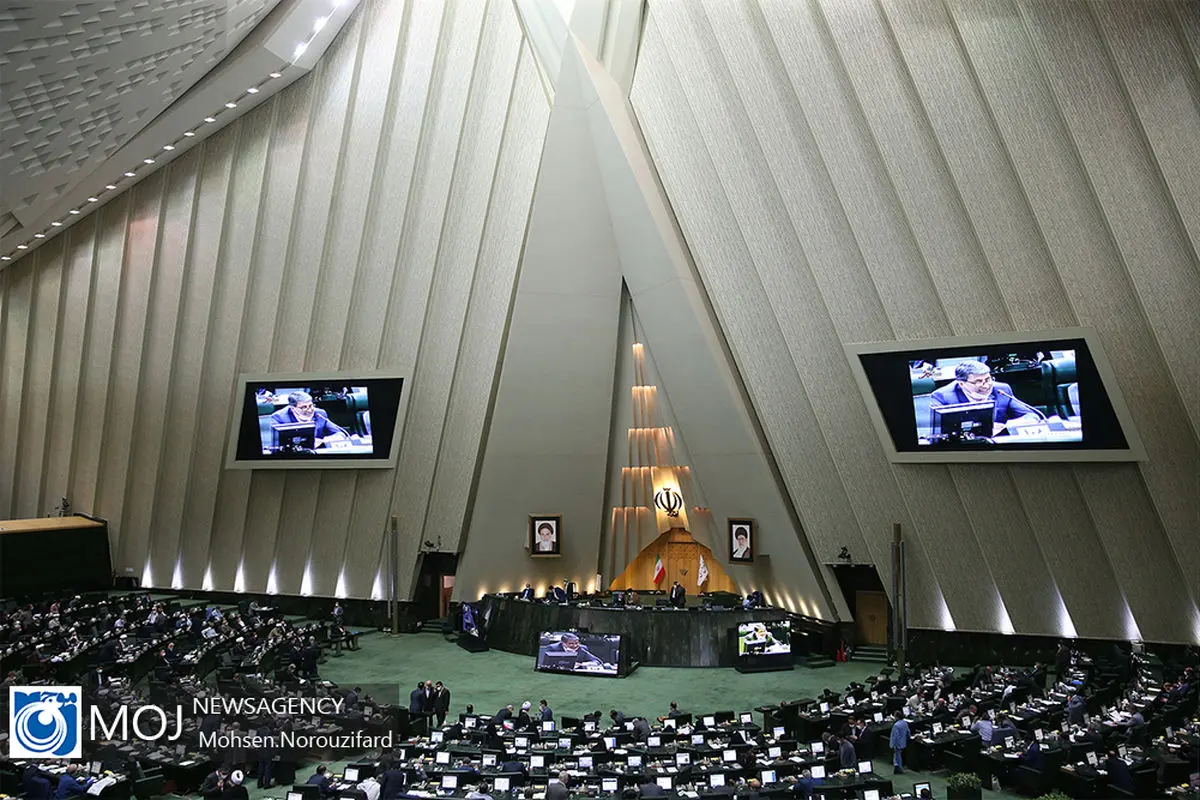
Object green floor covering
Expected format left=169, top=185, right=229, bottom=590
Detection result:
left=235, top=631, right=1023, bottom=800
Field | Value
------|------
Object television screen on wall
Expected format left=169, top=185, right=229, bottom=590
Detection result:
left=846, top=329, right=1143, bottom=463
left=225, top=372, right=404, bottom=469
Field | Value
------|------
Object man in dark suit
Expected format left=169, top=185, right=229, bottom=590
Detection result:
left=518, top=584, right=534, bottom=601
left=433, top=682, right=451, bottom=727
left=639, top=780, right=667, bottom=797
left=1066, top=693, right=1087, bottom=726
left=409, top=682, right=425, bottom=715
left=929, top=361, right=1041, bottom=431
left=494, top=704, right=514, bottom=725
left=632, top=717, right=652, bottom=742
left=539, top=699, right=553, bottom=722
left=669, top=581, right=686, bottom=608
left=306, top=766, right=335, bottom=798
left=1106, top=752, right=1135, bottom=794
left=609, top=709, right=626, bottom=728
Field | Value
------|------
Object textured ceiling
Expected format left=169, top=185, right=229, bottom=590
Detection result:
left=0, top=0, right=282, bottom=235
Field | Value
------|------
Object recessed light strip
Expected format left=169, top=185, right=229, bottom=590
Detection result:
left=2, top=65, right=290, bottom=263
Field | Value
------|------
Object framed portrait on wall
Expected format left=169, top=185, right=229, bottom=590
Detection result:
left=529, top=515, right=562, bottom=556
left=729, top=518, right=754, bottom=563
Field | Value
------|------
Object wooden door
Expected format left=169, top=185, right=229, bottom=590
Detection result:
left=855, top=590, right=889, bottom=645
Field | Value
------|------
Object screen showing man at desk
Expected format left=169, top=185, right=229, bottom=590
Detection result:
left=230, top=375, right=403, bottom=467
left=854, top=334, right=1138, bottom=459
left=737, top=621, right=791, bottom=656
left=535, top=631, right=620, bottom=676
left=914, top=351, right=1081, bottom=447
left=259, top=387, right=369, bottom=454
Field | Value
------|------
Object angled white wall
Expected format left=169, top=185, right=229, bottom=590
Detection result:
left=0, top=0, right=549, bottom=599
left=630, top=0, right=1200, bottom=641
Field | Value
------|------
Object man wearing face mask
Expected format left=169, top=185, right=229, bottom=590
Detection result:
left=930, top=361, right=1042, bottom=433
left=269, top=391, right=349, bottom=448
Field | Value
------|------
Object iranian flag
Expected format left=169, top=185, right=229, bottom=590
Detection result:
left=653, top=555, right=666, bottom=584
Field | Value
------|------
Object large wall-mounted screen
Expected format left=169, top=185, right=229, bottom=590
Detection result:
left=535, top=631, right=622, bottom=676
left=226, top=373, right=404, bottom=469
left=737, top=620, right=791, bottom=657
left=847, top=330, right=1143, bottom=463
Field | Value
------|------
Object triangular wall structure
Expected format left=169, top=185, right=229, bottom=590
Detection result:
left=460, top=36, right=845, bottom=621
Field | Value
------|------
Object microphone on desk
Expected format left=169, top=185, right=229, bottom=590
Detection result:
left=994, top=389, right=1048, bottom=422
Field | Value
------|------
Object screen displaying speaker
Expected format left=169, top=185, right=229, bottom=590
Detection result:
left=846, top=329, right=1143, bottom=462
left=226, top=372, right=404, bottom=469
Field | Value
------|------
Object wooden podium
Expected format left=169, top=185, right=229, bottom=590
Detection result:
left=0, top=515, right=111, bottom=596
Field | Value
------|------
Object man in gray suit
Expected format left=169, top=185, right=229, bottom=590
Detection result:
left=545, top=772, right=569, bottom=800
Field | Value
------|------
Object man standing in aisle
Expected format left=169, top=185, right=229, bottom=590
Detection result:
left=889, top=710, right=910, bottom=774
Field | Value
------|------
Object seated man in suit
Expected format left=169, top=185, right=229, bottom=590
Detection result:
left=306, top=765, right=336, bottom=798
left=930, top=361, right=1043, bottom=433
left=518, top=583, right=535, bottom=601
left=1106, top=751, right=1135, bottom=794
left=268, top=392, right=349, bottom=449
left=22, top=765, right=52, bottom=800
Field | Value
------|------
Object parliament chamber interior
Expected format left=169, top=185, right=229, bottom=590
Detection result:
left=0, top=2, right=1197, bottom=800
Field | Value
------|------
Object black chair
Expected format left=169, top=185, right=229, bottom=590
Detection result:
left=1010, top=766, right=1054, bottom=797
left=290, top=784, right=323, bottom=800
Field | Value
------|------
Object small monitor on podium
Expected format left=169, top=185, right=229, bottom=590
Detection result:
left=810, top=765, right=826, bottom=779
left=344, top=767, right=359, bottom=782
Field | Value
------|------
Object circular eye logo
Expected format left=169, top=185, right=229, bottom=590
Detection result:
left=9, top=687, right=81, bottom=758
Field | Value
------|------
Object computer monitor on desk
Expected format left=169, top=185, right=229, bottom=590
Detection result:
left=272, top=421, right=315, bottom=450
left=912, top=782, right=932, bottom=798
left=602, top=778, right=619, bottom=793
left=343, top=767, right=359, bottom=782
left=930, top=401, right=994, bottom=441
left=493, top=777, right=511, bottom=793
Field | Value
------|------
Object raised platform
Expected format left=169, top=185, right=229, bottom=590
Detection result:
left=483, top=594, right=794, bottom=668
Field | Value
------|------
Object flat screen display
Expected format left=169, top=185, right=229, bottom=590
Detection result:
left=226, top=372, right=404, bottom=469
left=737, top=620, right=791, bottom=656
left=535, top=631, right=621, bottom=676
left=847, top=330, right=1143, bottom=462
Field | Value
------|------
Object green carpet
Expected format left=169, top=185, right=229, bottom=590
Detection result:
left=246, top=631, right=1024, bottom=800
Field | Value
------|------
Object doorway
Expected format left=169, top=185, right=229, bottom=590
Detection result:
left=855, top=590, right=889, bottom=645
left=439, top=575, right=455, bottom=619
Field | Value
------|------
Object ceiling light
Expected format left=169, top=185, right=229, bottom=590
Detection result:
left=313, top=16, right=328, bottom=32
left=269, top=72, right=282, bottom=79
left=68, top=209, right=80, bottom=215
left=204, top=116, right=216, bottom=123
left=143, top=158, right=155, bottom=164
left=87, top=197, right=98, bottom=202
left=246, top=87, right=259, bottom=94
left=34, top=233, right=45, bottom=238
left=106, top=184, right=117, bottom=189
left=0, top=256, right=9, bottom=261
left=163, top=144, right=175, bottom=151
left=183, top=131, right=195, bottom=137
left=224, top=102, right=237, bottom=109
left=124, top=171, right=136, bottom=177
left=16, top=244, right=28, bottom=249
left=294, top=42, right=308, bottom=58
left=51, top=221, right=63, bottom=227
